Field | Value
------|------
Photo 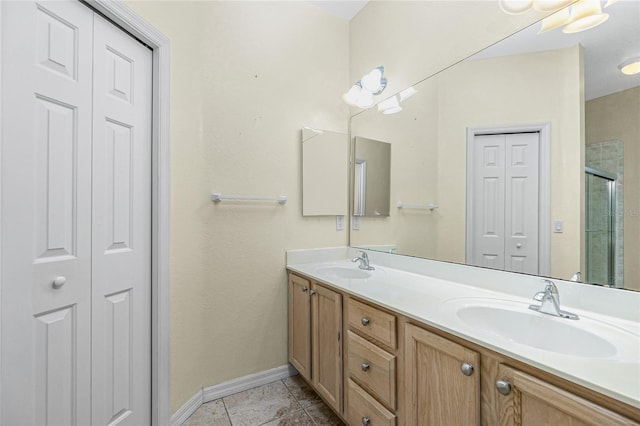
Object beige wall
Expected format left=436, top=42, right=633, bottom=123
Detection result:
left=586, top=87, right=640, bottom=291
left=124, top=1, right=349, bottom=412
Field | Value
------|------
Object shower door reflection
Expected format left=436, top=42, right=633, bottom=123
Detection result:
left=585, top=167, right=616, bottom=287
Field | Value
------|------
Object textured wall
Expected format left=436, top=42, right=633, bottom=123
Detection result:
left=124, top=1, right=350, bottom=412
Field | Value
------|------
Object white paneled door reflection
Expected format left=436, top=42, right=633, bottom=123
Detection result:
left=1, top=1, right=151, bottom=425
left=468, top=133, right=540, bottom=275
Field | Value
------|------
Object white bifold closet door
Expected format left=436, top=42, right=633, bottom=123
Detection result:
left=1, top=1, right=152, bottom=425
left=469, top=133, right=540, bottom=275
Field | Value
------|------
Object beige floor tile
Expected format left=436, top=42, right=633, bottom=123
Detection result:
left=183, top=399, right=231, bottom=426
left=305, top=402, right=345, bottom=426
left=260, top=409, right=315, bottom=426
left=282, top=375, right=323, bottom=408
left=224, top=381, right=301, bottom=426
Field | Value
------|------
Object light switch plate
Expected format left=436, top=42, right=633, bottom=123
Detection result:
left=554, top=220, right=563, bottom=233
left=352, top=216, right=360, bottom=230
left=336, top=215, right=345, bottom=231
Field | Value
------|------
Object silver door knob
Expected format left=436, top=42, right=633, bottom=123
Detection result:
left=52, top=276, right=67, bottom=289
left=310, top=290, right=317, bottom=296
left=460, top=362, right=474, bottom=376
left=496, top=380, right=512, bottom=395
left=361, top=363, right=370, bottom=372
left=362, top=417, right=370, bottom=425
left=301, top=287, right=308, bottom=292
left=361, top=317, right=370, bottom=326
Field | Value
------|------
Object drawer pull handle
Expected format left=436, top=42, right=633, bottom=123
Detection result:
left=460, top=362, right=474, bottom=376
left=496, top=380, right=512, bottom=395
left=301, top=287, right=308, bottom=292
left=362, top=417, right=370, bottom=425
left=361, top=363, right=370, bottom=372
left=361, top=317, right=370, bottom=326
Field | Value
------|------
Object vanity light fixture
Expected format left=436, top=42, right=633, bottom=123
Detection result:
left=619, top=57, right=640, bottom=76
left=562, top=0, right=609, bottom=34
left=504, top=0, right=614, bottom=34
left=377, top=96, right=402, bottom=114
left=342, top=66, right=387, bottom=109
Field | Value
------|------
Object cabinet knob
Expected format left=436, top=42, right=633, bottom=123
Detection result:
left=310, top=290, right=317, bottom=296
left=496, top=380, right=512, bottom=395
left=301, top=287, right=308, bottom=293
left=516, top=243, right=522, bottom=249
left=361, top=317, right=370, bottom=326
left=52, top=276, right=67, bottom=289
left=361, top=363, right=370, bottom=372
left=460, top=362, right=474, bottom=376
left=362, top=417, right=370, bottom=425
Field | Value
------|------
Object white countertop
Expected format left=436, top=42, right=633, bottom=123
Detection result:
left=286, top=247, right=640, bottom=409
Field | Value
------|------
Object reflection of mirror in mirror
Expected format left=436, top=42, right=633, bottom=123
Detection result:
left=349, top=1, right=639, bottom=291
left=301, top=128, right=348, bottom=216
left=353, top=136, right=391, bottom=217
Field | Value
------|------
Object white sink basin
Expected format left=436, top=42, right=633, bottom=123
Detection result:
left=443, top=298, right=639, bottom=359
left=315, top=266, right=373, bottom=280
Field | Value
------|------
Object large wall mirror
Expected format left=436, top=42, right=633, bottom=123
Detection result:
left=350, top=1, right=639, bottom=291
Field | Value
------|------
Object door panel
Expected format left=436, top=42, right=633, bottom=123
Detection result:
left=1, top=2, right=93, bottom=424
left=505, top=133, right=539, bottom=275
left=472, top=135, right=506, bottom=269
left=469, top=132, right=539, bottom=275
left=91, top=13, right=152, bottom=426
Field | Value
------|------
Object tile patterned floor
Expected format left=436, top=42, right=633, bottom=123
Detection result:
left=183, top=375, right=345, bottom=426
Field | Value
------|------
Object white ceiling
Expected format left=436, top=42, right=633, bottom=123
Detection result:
left=468, top=0, right=640, bottom=100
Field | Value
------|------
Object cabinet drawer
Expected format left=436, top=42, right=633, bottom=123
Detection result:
left=347, top=331, right=396, bottom=410
left=347, top=379, right=396, bottom=426
left=348, top=298, right=397, bottom=349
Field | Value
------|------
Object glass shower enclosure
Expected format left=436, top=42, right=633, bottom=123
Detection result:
left=584, top=167, right=616, bottom=287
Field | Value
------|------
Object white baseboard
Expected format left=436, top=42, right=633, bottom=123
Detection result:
left=203, top=365, right=297, bottom=402
left=170, top=390, right=203, bottom=426
left=170, top=364, right=297, bottom=426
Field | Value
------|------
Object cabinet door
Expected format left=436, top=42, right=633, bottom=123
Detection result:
left=496, top=365, right=637, bottom=426
left=289, top=274, right=311, bottom=381
left=405, top=324, right=480, bottom=426
left=312, top=283, right=342, bottom=413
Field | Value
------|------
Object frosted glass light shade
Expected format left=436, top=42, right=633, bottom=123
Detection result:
left=562, top=0, right=608, bottom=33
left=356, top=89, right=374, bottom=109
left=361, top=67, right=384, bottom=93
left=539, top=7, right=571, bottom=32
left=399, top=87, right=417, bottom=101
left=533, top=0, right=573, bottom=12
left=499, top=0, right=533, bottom=14
left=619, top=58, right=640, bottom=75
left=377, top=95, right=400, bottom=113
left=563, top=12, right=609, bottom=33
left=342, top=83, right=362, bottom=107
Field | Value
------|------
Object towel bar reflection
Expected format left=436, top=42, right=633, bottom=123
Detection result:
left=211, top=193, right=288, bottom=204
left=396, top=201, right=438, bottom=210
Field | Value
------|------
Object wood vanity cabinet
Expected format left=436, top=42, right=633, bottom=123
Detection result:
left=287, top=271, right=640, bottom=426
left=495, top=364, right=637, bottom=426
left=345, top=298, right=398, bottom=426
left=404, top=323, right=480, bottom=426
left=288, top=274, right=342, bottom=413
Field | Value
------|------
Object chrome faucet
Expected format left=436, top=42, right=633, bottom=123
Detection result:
left=528, top=279, right=579, bottom=320
left=569, top=272, right=582, bottom=282
left=352, top=251, right=375, bottom=271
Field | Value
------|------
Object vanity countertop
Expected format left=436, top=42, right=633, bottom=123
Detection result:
left=286, top=247, right=640, bottom=409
